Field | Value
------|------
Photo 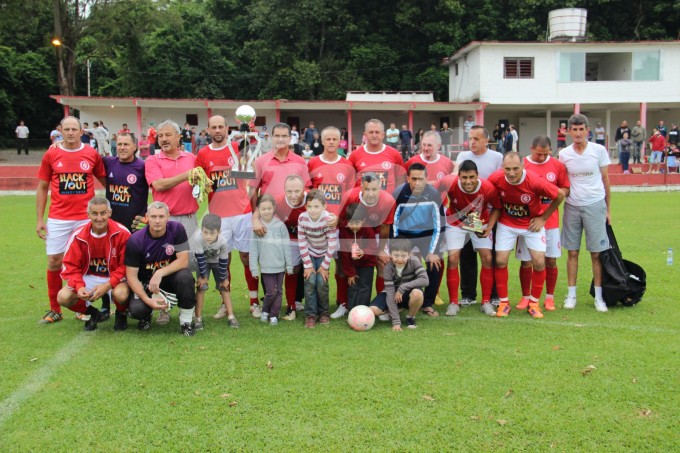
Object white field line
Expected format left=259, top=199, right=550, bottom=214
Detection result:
left=0, top=334, right=91, bottom=429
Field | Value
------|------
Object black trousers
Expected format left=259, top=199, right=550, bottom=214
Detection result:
left=17, top=138, right=28, bottom=154
left=347, top=266, right=375, bottom=310
left=128, top=269, right=196, bottom=320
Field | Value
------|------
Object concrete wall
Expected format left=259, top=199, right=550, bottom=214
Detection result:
left=449, top=49, right=481, bottom=102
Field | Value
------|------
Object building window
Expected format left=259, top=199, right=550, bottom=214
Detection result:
left=504, top=58, right=533, bottom=79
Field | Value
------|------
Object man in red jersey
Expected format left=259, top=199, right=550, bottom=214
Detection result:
left=195, top=115, right=261, bottom=319
left=308, top=126, right=356, bottom=318
left=488, top=153, right=564, bottom=319
left=515, top=137, right=570, bottom=312
left=436, top=160, right=501, bottom=317
left=36, top=116, right=106, bottom=324
left=348, top=119, right=406, bottom=195
left=406, top=131, right=454, bottom=184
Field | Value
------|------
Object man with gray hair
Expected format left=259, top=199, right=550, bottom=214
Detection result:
left=558, top=114, right=611, bottom=313
left=124, top=201, right=197, bottom=335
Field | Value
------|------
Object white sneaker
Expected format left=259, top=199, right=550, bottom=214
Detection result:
left=594, top=298, right=608, bottom=312
left=250, top=304, right=262, bottom=318
left=378, top=313, right=390, bottom=322
left=282, top=310, right=296, bottom=321
left=260, top=312, right=269, bottom=323
left=445, top=303, right=460, bottom=316
left=480, top=303, right=496, bottom=316
left=330, top=305, right=348, bottom=319
left=563, top=296, right=577, bottom=309
left=269, top=317, right=279, bottom=326
left=213, top=304, right=228, bottom=319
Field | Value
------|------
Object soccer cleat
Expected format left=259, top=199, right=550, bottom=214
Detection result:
left=594, top=298, right=608, bottom=313
left=260, top=312, right=269, bottom=323
left=180, top=323, right=195, bottom=336
left=282, top=310, right=296, bottom=321
left=193, top=317, right=204, bottom=331
left=213, top=304, right=228, bottom=319
left=378, top=313, right=391, bottom=322
left=250, top=304, right=262, bottom=318
left=544, top=296, right=556, bottom=311
left=496, top=302, right=511, bottom=317
left=515, top=297, right=531, bottom=310
left=563, top=296, right=577, bottom=309
left=330, top=304, right=348, bottom=319
left=527, top=302, right=544, bottom=319
left=304, top=315, right=317, bottom=329
left=406, top=317, right=417, bottom=329
left=434, top=294, right=445, bottom=306
left=228, top=317, right=240, bottom=329
left=490, top=298, right=501, bottom=308
left=295, top=301, right=304, bottom=311
left=84, top=308, right=101, bottom=331
left=445, top=303, right=460, bottom=317
left=114, top=311, right=128, bottom=331
left=138, top=318, right=151, bottom=331
left=269, top=317, right=279, bottom=326
left=76, top=312, right=91, bottom=322
left=156, top=310, right=170, bottom=325
left=39, top=310, right=63, bottom=324
left=319, top=314, right=331, bottom=325
left=480, top=303, right=496, bottom=317
left=459, top=298, right=477, bottom=307
left=99, top=309, right=111, bottom=322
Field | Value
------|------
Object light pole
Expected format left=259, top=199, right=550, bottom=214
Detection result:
left=51, top=38, right=91, bottom=97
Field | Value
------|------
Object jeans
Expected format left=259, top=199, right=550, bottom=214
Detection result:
left=304, top=256, right=330, bottom=317
left=620, top=152, right=630, bottom=171
left=262, top=273, right=284, bottom=317
left=633, top=141, right=643, bottom=164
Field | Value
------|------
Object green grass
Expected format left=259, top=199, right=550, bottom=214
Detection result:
left=0, top=193, right=679, bottom=451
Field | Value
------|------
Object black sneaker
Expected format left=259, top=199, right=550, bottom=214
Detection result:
left=114, top=311, right=128, bottom=331
left=180, top=323, right=195, bottom=337
left=138, top=317, right=151, bottom=331
left=99, top=308, right=111, bottom=322
left=406, top=317, right=417, bottom=329
left=84, top=306, right=101, bottom=331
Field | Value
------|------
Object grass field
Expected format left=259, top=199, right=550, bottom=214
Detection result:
left=0, top=192, right=678, bottom=451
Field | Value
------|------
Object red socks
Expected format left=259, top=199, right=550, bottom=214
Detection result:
left=480, top=267, right=494, bottom=302
left=446, top=267, right=459, bottom=304
left=68, top=299, right=88, bottom=314
left=335, top=274, right=348, bottom=306
left=531, top=268, right=546, bottom=300
left=494, top=267, right=509, bottom=300
left=376, top=276, right=385, bottom=293
left=47, top=269, right=62, bottom=312
left=545, top=266, right=558, bottom=296
left=244, top=265, right=259, bottom=305
left=284, top=273, right=298, bottom=310
left=519, top=266, right=532, bottom=297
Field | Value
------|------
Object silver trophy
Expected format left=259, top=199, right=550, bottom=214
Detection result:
left=226, top=105, right=263, bottom=179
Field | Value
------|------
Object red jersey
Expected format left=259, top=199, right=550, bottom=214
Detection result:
left=195, top=143, right=252, bottom=217
left=307, top=155, right=356, bottom=215
left=275, top=193, right=307, bottom=240
left=487, top=169, right=560, bottom=229
left=348, top=145, right=406, bottom=194
left=405, top=153, right=454, bottom=182
left=523, top=156, right=570, bottom=229
left=38, top=144, right=105, bottom=220
left=339, top=187, right=396, bottom=228
left=437, top=175, right=501, bottom=227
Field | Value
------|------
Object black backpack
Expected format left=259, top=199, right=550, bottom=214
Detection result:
left=590, top=224, right=646, bottom=307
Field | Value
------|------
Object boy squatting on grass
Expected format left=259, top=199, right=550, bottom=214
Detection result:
left=190, top=213, right=239, bottom=330
left=369, top=238, right=429, bottom=331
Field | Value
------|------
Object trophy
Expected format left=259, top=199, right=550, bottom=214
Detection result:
left=461, top=211, right=484, bottom=233
left=226, top=105, right=263, bottom=179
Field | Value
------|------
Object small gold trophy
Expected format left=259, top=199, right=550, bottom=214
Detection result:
left=462, top=211, right=484, bottom=233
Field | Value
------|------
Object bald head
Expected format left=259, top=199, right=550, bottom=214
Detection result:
left=502, top=151, right=522, bottom=165
left=208, top=115, right=228, bottom=145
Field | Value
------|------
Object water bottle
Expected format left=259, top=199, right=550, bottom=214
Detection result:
left=668, top=248, right=674, bottom=266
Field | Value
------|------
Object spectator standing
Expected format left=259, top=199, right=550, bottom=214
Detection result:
left=631, top=120, right=647, bottom=164
left=657, top=120, right=667, bottom=138
left=398, top=124, right=413, bottom=161
left=509, top=125, right=519, bottom=152
left=556, top=123, right=567, bottom=150
left=440, top=122, right=453, bottom=152
left=50, top=125, right=62, bottom=144
left=615, top=120, right=631, bottom=158
left=463, top=115, right=475, bottom=142
left=181, top=123, right=193, bottom=154
left=15, top=120, right=29, bottom=155
left=619, top=132, right=632, bottom=174
left=303, top=121, right=318, bottom=146
left=648, top=128, right=666, bottom=174
left=594, top=123, right=606, bottom=147
left=147, top=122, right=157, bottom=156
left=668, top=124, right=679, bottom=147
left=385, top=122, right=400, bottom=149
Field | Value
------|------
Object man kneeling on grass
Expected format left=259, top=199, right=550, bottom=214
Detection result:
left=369, top=239, right=429, bottom=331
left=58, top=197, right=131, bottom=331
left=124, top=201, right=197, bottom=336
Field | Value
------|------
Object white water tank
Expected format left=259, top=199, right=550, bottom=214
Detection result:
left=548, top=8, right=587, bottom=41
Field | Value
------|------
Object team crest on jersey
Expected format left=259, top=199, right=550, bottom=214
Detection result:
left=80, top=161, right=91, bottom=171
left=165, top=245, right=175, bottom=255
left=111, top=247, right=117, bottom=257
left=521, top=194, right=532, bottom=203
left=369, top=213, right=379, bottom=221
left=127, top=174, right=137, bottom=184
left=500, top=191, right=505, bottom=197
left=382, top=161, right=392, bottom=170
left=437, top=172, right=445, bottom=180
left=337, top=173, right=346, bottom=183
left=546, top=172, right=556, bottom=182
left=228, top=157, right=235, bottom=166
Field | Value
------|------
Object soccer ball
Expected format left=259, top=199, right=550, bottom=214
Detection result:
left=347, top=305, right=375, bottom=331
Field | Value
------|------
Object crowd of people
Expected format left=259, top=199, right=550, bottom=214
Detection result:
left=35, top=113, right=614, bottom=336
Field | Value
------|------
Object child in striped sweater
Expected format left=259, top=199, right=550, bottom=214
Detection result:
left=297, top=190, right=338, bottom=328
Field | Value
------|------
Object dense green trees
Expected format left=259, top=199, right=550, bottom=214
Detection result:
left=1, top=0, right=678, bottom=138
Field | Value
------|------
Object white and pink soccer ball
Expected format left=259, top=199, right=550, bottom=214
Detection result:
left=347, top=305, right=375, bottom=331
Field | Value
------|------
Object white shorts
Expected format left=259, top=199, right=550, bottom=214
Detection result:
left=46, top=218, right=89, bottom=255
left=219, top=212, right=252, bottom=253
left=291, top=240, right=302, bottom=265
left=82, top=275, right=111, bottom=291
left=445, top=223, right=493, bottom=251
left=495, top=223, right=546, bottom=253
left=516, top=228, right=560, bottom=260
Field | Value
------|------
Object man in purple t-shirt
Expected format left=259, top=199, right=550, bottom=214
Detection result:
left=125, top=201, right=197, bottom=336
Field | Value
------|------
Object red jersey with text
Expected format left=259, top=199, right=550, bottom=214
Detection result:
left=275, top=193, right=307, bottom=241
left=38, top=143, right=105, bottom=220
left=195, top=143, right=252, bottom=217
left=307, top=155, right=356, bottom=215
left=523, top=156, right=569, bottom=229
left=436, top=175, right=501, bottom=227
left=339, top=187, right=396, bottom=228
left=488, top=169, right=560, bottom=229
left=348, top=145, right=406, bottom=194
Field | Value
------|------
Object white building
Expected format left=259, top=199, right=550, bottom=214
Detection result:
left=447, top=40, right=680, bottom=150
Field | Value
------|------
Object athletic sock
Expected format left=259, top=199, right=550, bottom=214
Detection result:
left=179, top=307, right=194, bottom=325
left=376, top=276, right=385, bottom=293
left=335, top=274, right=348, bottom=306
left=244, top=265, right=259, bottom=305
left=101, top=293, right=111, bottom=311
left=480, top=267, right=494, bottom=302
left=47, top=269, right=63, bottom=313
left=519, top=266, right=532, bottom=297
left=69, top=299, right=88, bottom=314
left=446, top=267, right=459, bottom=304
left=284, top=273, right=298, bottom=310
left=493, top=267, right=509, bottom=300
left=568, top=286, right=577, bottom=298
left=545, top=267, right=558, bottom=297
left=530, top=268, right=547, bottom=301
left=594, top=286, right=603, bottom=299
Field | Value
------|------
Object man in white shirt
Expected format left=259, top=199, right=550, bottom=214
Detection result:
left=558, top=114, right=611, bottom=312
left=15, top=120, right=29, bottom=155
left=386, top=123, right=400, bottom=149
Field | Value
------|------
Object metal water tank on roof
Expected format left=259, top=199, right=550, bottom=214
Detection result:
left=548, top=8, right=587, bottom=42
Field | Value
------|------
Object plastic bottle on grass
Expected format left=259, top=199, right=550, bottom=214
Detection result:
left=667, top=248, right=673, bottom=266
